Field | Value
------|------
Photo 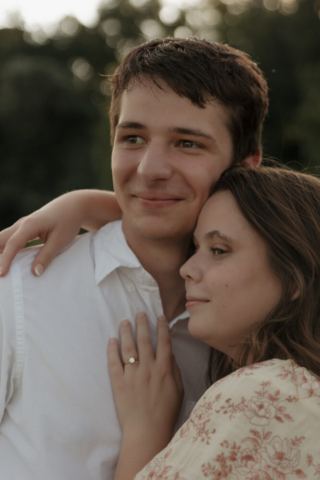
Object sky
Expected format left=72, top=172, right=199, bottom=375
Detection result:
left=0, top=0, right=198, bottom=32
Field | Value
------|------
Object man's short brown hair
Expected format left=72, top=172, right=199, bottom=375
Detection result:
left=110, top=37, right=269, bottom=164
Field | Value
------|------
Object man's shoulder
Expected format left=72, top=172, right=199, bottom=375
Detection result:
left=25, top=231, right=93, bottom=265
left=0, top=231, right=95, bottom=289
left=0, top=220, right=127, bottom=302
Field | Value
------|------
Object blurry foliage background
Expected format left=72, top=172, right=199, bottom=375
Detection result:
left=1, top=0, right=320, bottom=229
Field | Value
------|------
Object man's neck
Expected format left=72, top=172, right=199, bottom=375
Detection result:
left=122, top=225, right=190, bottom=322
left=140, top=247, right=187, bottom=322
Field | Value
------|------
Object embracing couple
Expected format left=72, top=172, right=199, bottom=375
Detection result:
left=0, top=38, right=319, bottom=480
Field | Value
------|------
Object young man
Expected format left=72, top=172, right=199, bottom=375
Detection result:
left=0, top=38, right=268, bottom=480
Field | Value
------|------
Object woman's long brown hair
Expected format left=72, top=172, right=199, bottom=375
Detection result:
left=208, top=165, right=320, bottom=383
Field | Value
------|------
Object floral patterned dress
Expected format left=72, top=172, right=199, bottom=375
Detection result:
left=134, top=359, right=320, bottom=480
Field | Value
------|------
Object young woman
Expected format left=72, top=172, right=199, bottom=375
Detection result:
left=108, top=166, right=320, bottom=480
left=1, top=166, right=320, bottom=479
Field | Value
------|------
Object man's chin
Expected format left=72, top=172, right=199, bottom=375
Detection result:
left=122, top=217, right=192, bottom=244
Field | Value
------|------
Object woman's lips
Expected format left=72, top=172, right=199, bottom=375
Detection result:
left=185, top=297, right=209, bottom=309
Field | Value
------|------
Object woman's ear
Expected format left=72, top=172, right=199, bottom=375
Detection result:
left=242, top=151, right=262, bottom=169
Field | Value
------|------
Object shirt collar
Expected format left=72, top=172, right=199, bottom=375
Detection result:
left=169, top=309, right=189, bottom=328
left=93, top=221, right=141, bottom=285
left=93, top=221, right=190, bottom=325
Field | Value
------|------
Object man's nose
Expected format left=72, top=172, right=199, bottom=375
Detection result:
left=137, top=143, right=173, bottom=182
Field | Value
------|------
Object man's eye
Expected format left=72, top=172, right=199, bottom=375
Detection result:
left=179, top=140, right=201, bottom=149
left=124, top=136, right=145, bottom=144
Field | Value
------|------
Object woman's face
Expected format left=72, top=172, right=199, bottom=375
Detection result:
left=180, top=190, right=282, bottom=358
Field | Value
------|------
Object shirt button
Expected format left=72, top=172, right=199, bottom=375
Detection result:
left=127, top=284, right=136, bottom=293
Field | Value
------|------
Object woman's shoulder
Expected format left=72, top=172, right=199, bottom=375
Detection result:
left=186, top=358, right=320, bottom=457
left=134, top=359, right=320, bottom=480
left=180, top=359, right=320, bottom=478
left=197, top=358, right=320, bottom=410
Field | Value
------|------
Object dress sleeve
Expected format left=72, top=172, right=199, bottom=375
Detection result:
left=133, top=359, right=320, bottom=480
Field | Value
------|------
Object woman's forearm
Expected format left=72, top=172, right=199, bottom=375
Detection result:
left=114, top=428, right=170, bottom=480
left=77, top=190, right=122, bottom=231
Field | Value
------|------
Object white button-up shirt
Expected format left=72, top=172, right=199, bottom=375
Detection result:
left=0, top=221, right=210, bottom=480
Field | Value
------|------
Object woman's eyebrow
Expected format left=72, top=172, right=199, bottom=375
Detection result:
left=205, top=230, right=234, bottom=243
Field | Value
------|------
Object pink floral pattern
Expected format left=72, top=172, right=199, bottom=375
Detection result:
left=134, top=360, right=320, bottom=480
left=134, top=448, right=188, bottom=480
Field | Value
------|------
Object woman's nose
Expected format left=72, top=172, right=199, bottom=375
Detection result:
left=180, top=254, right=203, bottom=283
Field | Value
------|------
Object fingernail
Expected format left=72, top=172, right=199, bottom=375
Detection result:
left=158, top=315, right=167, bottom=322
left=121, top=319, right=130, bottom=326
left=35, top=264, right=44, bottom=276
left=109, top=337, right=117, bottom=344
left=136, top=311, right=145, bottom=319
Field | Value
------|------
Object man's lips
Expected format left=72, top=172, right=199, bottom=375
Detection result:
left=185, top=296, right=209, bottom=309
left=133, top=193, right=183, bottom=209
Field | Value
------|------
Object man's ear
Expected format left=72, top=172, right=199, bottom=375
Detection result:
left=242, top=150, right=262, bottom=169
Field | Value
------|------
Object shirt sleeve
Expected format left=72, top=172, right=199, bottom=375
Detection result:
left=0, top=311, right=14, bottom=423
left=0, top=264, right=24, bottom=423
left=134, top=359, right=320, bottom=480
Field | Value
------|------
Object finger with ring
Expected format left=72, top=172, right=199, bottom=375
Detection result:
left=124, top=357, right=139, bottom=366
left=120, top=319, right=138, bottom=367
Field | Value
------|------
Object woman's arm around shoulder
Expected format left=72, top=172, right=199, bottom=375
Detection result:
left=0, top=190, right=121, bottom=277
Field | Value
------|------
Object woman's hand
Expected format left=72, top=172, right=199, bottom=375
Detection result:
left=108, top=312, right=183, bottom=480
left=0, top=190, right=121, bottom=277
left=0, top=192, right=86, bottom=277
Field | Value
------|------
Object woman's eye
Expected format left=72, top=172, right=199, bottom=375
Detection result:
left=210, top=248, right=227, bottom=256
left=179, top=140, right=201, bottom=149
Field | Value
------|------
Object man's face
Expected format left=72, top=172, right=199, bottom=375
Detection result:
left=112, top=79, right=235, bottom=246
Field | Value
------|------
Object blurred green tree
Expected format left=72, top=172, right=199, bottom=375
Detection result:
left=0, top=0, right=320, bottom=230
left=0, top=54, right=101, bottom=227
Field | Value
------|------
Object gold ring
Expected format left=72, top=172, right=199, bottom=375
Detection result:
left=124, top=357, right=139, bottom=365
